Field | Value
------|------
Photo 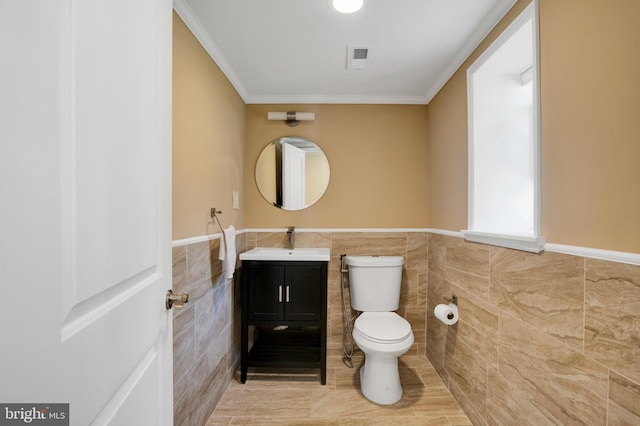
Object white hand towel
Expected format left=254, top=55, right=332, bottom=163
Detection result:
left=217, top=225, right=236, bottom=279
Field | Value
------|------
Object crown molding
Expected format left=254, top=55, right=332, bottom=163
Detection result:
left=172, top=0, right=249, bottom=102
left=175, top=0, right=421, bottom=105
left=423, top=0, right=518, bottom=103
left=246, top=94, right=428, bottom=105
left=174, top=0, right=519, bottom=106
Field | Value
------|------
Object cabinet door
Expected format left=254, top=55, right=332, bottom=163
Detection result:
left=247, top=263, right=284, bottom=321
left=285, top=263, right=324, bottom=321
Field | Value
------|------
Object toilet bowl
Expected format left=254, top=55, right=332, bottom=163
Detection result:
left=353, top=311, right=414, bottom=405
left=345, top=255, right=414, bottom=405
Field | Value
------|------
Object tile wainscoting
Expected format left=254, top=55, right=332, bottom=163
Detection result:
left=426, top=233, right=640, bottom=425
left=172, top=235, right=246, bottom=426
left=172, top=230, right=640, bottom=425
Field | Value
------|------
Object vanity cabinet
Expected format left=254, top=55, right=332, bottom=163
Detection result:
left=240, top=260, right=327, bottom=384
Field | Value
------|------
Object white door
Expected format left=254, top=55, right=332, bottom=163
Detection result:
left=0, top=1, right=173, bottom=425
left=282, top=142, right=306, bottom=210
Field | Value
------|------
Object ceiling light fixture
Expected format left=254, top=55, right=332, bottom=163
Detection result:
left=331, top=0, right=363, bottom=14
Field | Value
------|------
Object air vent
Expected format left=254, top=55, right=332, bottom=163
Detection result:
left=353, top=48, right=368, bottom=60
left=347, top=45, right=371, bottom=70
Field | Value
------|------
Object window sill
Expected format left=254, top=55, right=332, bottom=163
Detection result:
left=461, top=230, right=546, bottom=253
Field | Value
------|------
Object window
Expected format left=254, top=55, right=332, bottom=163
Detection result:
left=464, top=1, right=545, bottom=253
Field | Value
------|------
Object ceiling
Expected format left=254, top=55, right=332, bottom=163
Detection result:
left=174, top=0, right=517, bottom=105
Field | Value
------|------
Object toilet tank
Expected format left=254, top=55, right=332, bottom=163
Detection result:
left=345, top=255, right=404, bottom=311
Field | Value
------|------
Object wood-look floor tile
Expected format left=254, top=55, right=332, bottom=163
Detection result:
left=206, top=417, right=231, bottom=425
left=309, top=389, right=415, bottom=418
left=207, top=355, right=469, bottom=425
left=335, top=366, right=361, bottom=390
left=340, top=416, right=449, bottom=425
left=411, top=395, right=469, bottom=417
left=447, top=415, right=473, bottom=426
left=214, top=419, right=339, bottom=425
left=212, top=387, right=313, bottom=418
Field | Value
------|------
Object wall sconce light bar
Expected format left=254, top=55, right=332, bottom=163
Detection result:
left=267, top=111, right=315, bottom=127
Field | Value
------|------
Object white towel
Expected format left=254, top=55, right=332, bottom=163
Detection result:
left=217, top=225, right=236, bottom=279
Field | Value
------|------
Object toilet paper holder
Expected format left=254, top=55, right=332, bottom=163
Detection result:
left=443, top=295, right=458, bottom=305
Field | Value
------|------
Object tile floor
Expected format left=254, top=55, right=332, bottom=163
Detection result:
left=207, top=352, right=471, bottom=425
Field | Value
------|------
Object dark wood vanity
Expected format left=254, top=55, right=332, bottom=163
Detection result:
left=240, top=259, right=328, bottom=384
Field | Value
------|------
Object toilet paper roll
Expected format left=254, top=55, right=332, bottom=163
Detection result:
left=434, top=303, right=458, bottom=325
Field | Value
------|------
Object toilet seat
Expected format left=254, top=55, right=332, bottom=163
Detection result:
left=354, top=312, right=412, bottom=344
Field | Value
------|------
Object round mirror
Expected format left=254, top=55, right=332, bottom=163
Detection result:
left=255, top=136, right=330, bottom=211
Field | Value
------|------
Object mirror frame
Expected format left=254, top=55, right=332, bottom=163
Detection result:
left=255, top=136, right=330, bottom=211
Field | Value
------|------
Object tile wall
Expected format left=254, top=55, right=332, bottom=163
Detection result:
left=172, top=235, right=246, bottom=426
left=172, top=231, right=640, bottom=426
left=426, top=233, right=640, bottom=425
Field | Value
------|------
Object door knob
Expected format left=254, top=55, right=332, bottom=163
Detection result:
left=166, top=289, right=189, bottom=309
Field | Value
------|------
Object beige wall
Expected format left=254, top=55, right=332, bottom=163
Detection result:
left=427, top=0, right=532, bottom=234
left=540, top=0, right=640, bottom=252
left=172, top=13, right=245, bottom=240
left=428, top=0, right=640, bottom=253
left=174, top=0, right=640, bottom=251
left=244, top=104, right=430, bottom=229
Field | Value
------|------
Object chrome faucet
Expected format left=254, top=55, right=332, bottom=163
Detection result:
left=287, top=226, right=295, bottom=249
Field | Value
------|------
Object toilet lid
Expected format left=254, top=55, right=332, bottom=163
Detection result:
left=355, top=312, right=412, bottom=344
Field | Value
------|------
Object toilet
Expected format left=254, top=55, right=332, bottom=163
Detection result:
left=346, top=255, right=414, bottom=405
